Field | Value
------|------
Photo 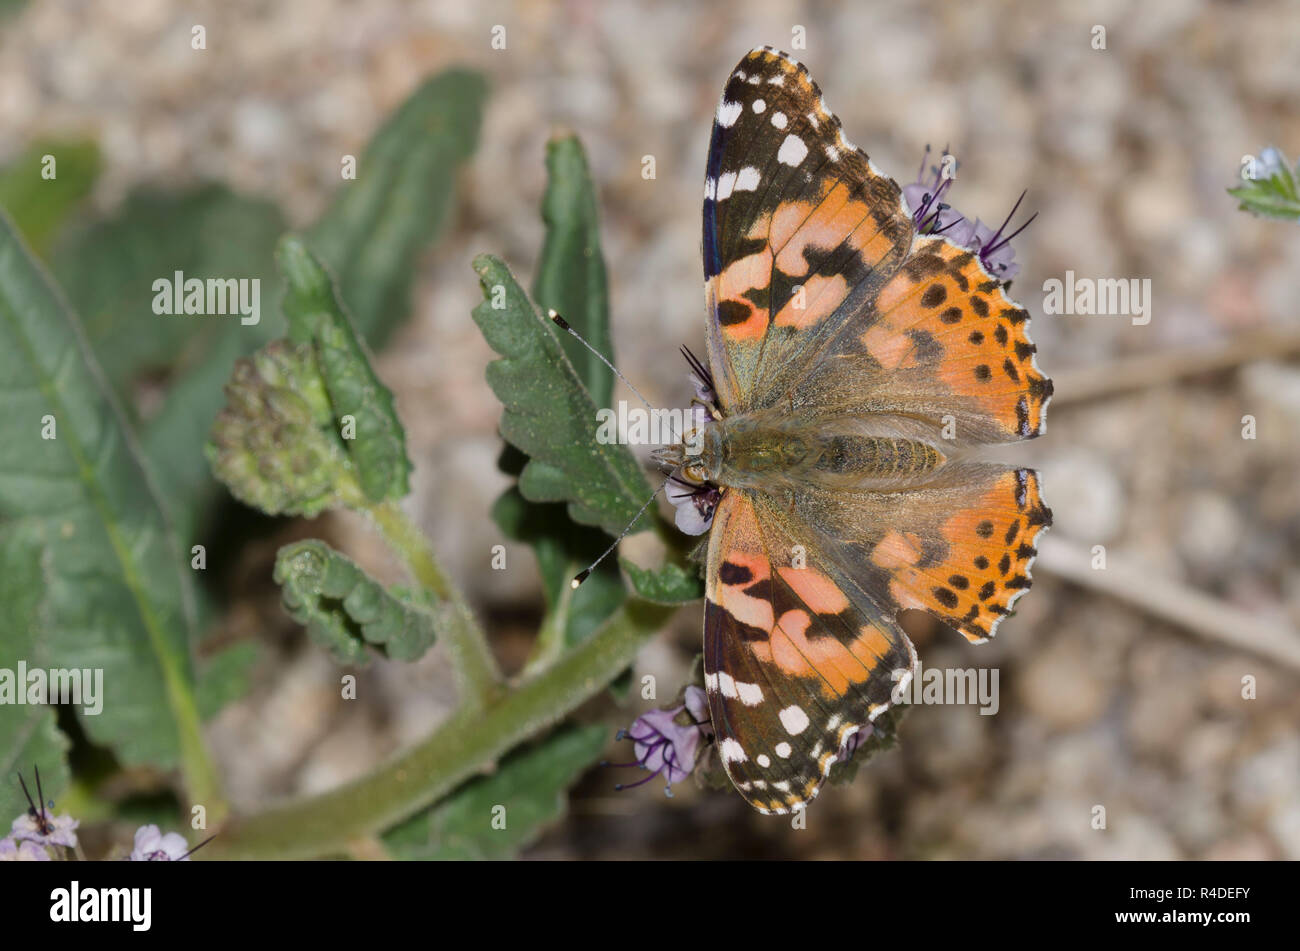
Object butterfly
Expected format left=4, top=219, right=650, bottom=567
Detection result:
left=668, top=47, right=1053, bottom=814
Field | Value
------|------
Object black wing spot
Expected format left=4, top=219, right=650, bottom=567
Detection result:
left=921, top=284, right=947, bottom=308
left=933, top=586, right=959, bottom=609
left=719, top=561, right=754, bottom=585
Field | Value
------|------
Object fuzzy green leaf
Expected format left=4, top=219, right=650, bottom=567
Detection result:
left=0, top=520, right=71, bottom=823
left=0, top=139, right=100, bottom=259
left=620, top=557, right=704, bottom=604
left=382, top=724, right=607, bottom=859
left=1228, top=149, right=1300, bottom=221
left=206, top=338, right=356, bottom=517
left=278, top=235, right=411, bottom=503
left=532, top=136, right=615, bottom=409
left=0, top=214, right=214, bottom=801
left=275, top=539, right=439, bottom=665
left=472, top=255, right=651, bottom=535
left=141, top=69, right=480, bottom=537
left=307, top=69, right=487, bottom=347
left=491, top=482, right=623, bottom=650
left=196, top=641, right=261, bottom=721
left=52, top=185, right=286, bottom=400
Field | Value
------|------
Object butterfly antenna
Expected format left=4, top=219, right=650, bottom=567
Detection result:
left=549, top=309, right=691, bottom=448
left=179, top=833, right=218, bottom=860
left=549, top=310, right=657, bottom=412
left=18, top=771, right=37, bottom=818
left=570, top=474, right=673, bottom=588
left=35, top=764, right=46, bottom=822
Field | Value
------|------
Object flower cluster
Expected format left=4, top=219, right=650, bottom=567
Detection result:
left=3, top=767, right=202, bottom=861
left=902, top=145, right=1034, bottom=282
left=608, top=685, right=713, bottom=796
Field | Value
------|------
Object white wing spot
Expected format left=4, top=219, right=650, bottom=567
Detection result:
left=720, top=738, right=748, bottom=763
left=767, top=74, right=785, bottom=86
left=717, top=671, right=738, bottom=698
left=775, top=741, right=793, bottom=759
left=778, top=134, right=808, bottom=166
left=716, top=100, right=742, bottom=128
left=735, top=678, right=764, bottom=705
left=733, top=166, right=761, bottom=193
left=756, top=754, right=771, bottom=768
left=779, top=705, right=810, bottom=735
left=704, top=177, right=716, bottom=201
left=752, top=98, right=766, bottom=114
left=715, top=170, right=738, bottom=200
left=770, top=111, right=787, bottom=129
left=825, top=145, right=840, bottom=161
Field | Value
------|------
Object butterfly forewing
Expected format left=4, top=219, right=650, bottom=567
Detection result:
left=703, top=47, right=914, bottom=414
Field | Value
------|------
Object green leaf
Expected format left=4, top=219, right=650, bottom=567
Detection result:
left=532, top=136, right=615, bottom=409
left=206, top=338, right=357, bottom=517
left=52, top=185, right=286, bottom=397
left=1228, top=149, right=1300, bottom=221
left=382, top=724, right=607, bottom=859
left=142, top=69, right=480, bottom=538
left=0, top=213, right=216, bottom=804
left=307, top=69, right=487, bottom=347
left=196, top=641, right=261, bottom=721
left=0, top=520, right=71, bottom=823
left=274, top=539, right=440, bottom=665
left=0, top=139, right=100, bottom=258
left=621, top=557, right=704, bottom=604
left=472, top=255, right=652, bottom=535
left=491, top=484, right=624, bottom=651
left=278, top=235, right=411, bottom=503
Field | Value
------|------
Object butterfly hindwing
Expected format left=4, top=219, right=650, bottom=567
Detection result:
left=703, top=47, right=914, bottom=414
left=786, top=464, right=1052, bottom=644
left=704, top=489, right=916, bottom=814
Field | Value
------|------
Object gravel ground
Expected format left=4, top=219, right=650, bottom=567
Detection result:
left=3, top=0, right=1298, bottom=858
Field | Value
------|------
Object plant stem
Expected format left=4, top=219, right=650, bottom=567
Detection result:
left=367, top=499, right=501, bottom=706
left=202, top=598, right=673, bottom=859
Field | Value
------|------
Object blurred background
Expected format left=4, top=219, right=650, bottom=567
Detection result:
left=2, top=0, right=1298, bottom=858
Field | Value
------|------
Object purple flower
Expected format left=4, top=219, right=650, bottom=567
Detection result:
left=10, top=810, right=79, bottom=850
left=0, top=836, right=51, bottom=861
left=1255, top=146, right=1288, bottom=180
left=662, top=346, right=723, bottom=535
left=903, top=146, right=1035, bottom=282
left=609, top=685, right=713, bottom=796
left=130, top=824, right=193, bottom=861
left=667, top=476, right=721, bottom=536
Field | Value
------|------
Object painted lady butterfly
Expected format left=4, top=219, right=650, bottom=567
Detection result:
left=670, top=48, right=1053, bottom=814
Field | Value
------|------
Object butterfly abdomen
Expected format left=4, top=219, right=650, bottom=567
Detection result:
left=812, top=434, right=942, bottom=478
left=702, top=415, right=943, bottom=490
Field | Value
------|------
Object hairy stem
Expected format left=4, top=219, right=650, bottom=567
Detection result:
left=203, top=598, right=672, bottom=859
left=367, top=499, right=501, bottom=706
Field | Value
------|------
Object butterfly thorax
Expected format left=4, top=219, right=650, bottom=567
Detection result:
left=691, top=411, right=946, bottom=492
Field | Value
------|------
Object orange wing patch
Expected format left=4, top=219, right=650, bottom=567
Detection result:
left=703, top=490, right=916, bottom=815
left=864, top=237, right=1052, bottom=439
left=868, top=468, right=1051, bottom=642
